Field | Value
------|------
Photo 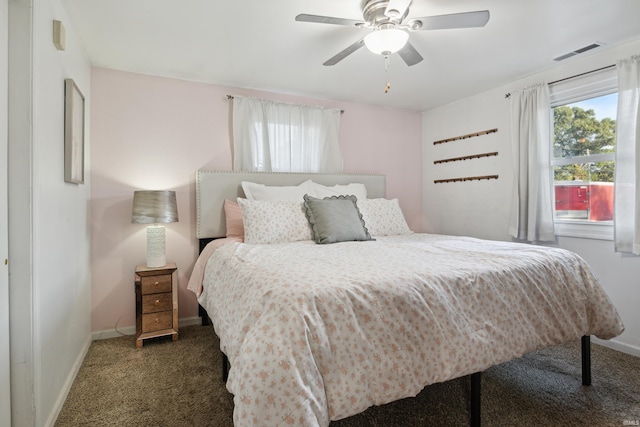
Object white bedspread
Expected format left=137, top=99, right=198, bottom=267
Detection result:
left=196, top=233, right=624, bottom=426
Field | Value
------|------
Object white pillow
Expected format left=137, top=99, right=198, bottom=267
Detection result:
left=242, top=180, right=315, bottom=201
left=237, top=198, right=313, bottom=244
left=357, top=198, right=412, bottom=237
left=313, top=181, right=368, bottom=200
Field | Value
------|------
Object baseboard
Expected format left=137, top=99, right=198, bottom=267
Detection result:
left=592, top=336, right=640, bottom=357
left=44, top=334, right=92, bottom=427
left=91, top=316, right=202, bottom=341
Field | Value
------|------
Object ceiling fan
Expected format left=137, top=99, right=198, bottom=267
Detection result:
left=296, top=0, right=490, bottom=67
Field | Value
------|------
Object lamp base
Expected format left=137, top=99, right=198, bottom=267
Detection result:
left=146, top=225, right=166, bottom=268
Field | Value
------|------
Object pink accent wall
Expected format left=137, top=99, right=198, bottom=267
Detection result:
left=90, top=67, right=422, bottom=332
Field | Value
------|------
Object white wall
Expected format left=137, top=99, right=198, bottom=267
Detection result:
left=1, top=0, right=11, bottom=424
left=8, top=0, right=92, bottom=424
left=422, top=38, right=640, bottom=356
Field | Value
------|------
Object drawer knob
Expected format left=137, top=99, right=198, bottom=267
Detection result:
left=154, top=299, right=160, bottom=306
left=154, top=281, right=159, bottom=286
left=155, top=318, right=160, bottom=323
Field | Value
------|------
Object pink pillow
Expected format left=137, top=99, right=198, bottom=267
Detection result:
left=224, top=199, right=244, bottom=239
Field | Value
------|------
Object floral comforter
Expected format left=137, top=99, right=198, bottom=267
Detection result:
left=196, top=233, right=624, bottom=426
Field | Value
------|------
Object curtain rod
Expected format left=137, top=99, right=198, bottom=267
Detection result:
left=548, top=64, right=615, bottom=85
left=504, top=64, right=616, bottom=99
left=226, top=95, right=344, bottom=114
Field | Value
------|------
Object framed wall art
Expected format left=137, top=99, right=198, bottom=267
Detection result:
left=64, top=78, right=85, bottom=184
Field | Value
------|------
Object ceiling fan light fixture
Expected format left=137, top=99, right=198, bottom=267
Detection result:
left=364, top=28, right=409, bottom=56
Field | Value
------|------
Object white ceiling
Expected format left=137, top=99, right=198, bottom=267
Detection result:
left=61, top=0, right=640, bottom=112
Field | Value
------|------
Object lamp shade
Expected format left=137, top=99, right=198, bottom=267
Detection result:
left=364, top=28, right=409, bottom=56
left=132, top=190, right=178, bottom=224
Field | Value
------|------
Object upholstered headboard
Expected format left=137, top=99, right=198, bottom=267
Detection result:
left=196, top=170, right=386, bottom=239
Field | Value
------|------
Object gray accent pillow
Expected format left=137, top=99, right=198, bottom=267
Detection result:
left=303, top=194, right=373, bottom=244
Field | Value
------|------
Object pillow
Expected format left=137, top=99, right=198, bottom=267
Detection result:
left=313, top=181, right=368, bottom=200
left=242, top=180, right=315, bottom=201
left=303, top=195, right=372, bottom=244
left=237, top=198, right=313, bottom=244
left=357, top=198, right=413, bottom=237
left=224, top=199, right=244, bottom=239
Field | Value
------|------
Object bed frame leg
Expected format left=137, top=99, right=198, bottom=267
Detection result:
left=198, top=303, right=229, bottom=382
left=470, top=372, right=481, bottom=427
left=222, top=354, right=229, bottom=383
left=581, top=335, right=591, bottom=386
left=199, top=304, right=211, bottom=326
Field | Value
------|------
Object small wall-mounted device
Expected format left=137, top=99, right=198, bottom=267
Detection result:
left=53, top=20, right=66, bottom=51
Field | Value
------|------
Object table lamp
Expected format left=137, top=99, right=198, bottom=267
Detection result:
left=131, top=190, right=179, bottom=268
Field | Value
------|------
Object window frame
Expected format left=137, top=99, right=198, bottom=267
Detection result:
left=548, top=67, right=618, bottom=240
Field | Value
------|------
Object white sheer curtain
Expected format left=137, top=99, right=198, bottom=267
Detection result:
left=508, top=83, right=556, bottom=242
left=232, top=95, right=343, bottom=173
left=614, top=54, right=640, bottom=254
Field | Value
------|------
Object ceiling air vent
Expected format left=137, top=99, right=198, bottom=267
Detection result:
left=553, top=42, right=603, bottom=61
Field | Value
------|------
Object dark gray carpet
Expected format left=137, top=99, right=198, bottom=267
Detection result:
left=55, top=325, right=640, bottom=426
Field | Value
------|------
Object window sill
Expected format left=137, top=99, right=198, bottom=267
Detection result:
left=554, top=220, right=613, bottom=240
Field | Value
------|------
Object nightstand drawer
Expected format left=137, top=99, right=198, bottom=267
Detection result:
left=140, top=274, right=172, bottom=294
left=142, top=311, right=173, bottom=333
left=142, top=293, right=172, bottom=314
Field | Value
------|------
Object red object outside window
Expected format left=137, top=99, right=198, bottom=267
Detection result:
left=554, top=183, right=613, bottom=221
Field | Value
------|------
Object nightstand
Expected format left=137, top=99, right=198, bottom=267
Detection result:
left=135, top=263, right=178, bottom=348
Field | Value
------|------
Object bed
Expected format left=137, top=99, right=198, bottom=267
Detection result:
left=188, top=170, right=624, bottom=427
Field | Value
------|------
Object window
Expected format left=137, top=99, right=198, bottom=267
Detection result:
left=549, top=67, right=617, bottom=239
left=250, top=119, right=322, bottom=172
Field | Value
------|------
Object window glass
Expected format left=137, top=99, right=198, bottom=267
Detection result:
left=551, top=92, right=617, bottom=222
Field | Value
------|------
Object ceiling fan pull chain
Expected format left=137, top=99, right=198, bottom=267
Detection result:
left=384, top=55, right=391, bottom=94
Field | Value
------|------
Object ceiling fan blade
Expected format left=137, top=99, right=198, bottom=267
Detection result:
left=295, top=14, right=365, bottom=27
left=408, top=10, right=490, bottom=31
left=397, top=42, right=423, bottom=66
left=323, top=38, right=365, bottom=66
left=384, top=0, right=412, bottom=20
